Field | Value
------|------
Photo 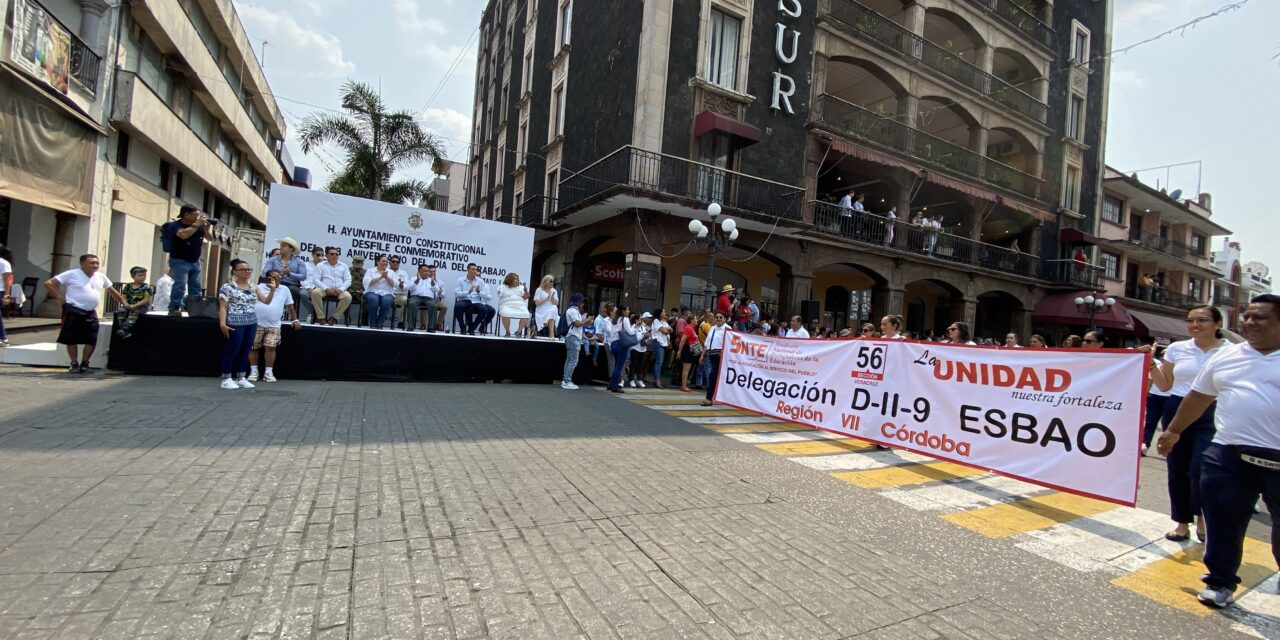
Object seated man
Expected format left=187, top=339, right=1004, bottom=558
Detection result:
left=453, top=263, right=495, bottom=335
left=307, top=247, right=352, bottom=325
left=407, top=263, right=444, bottom=331
left=388, top=256, right=411, bottom=329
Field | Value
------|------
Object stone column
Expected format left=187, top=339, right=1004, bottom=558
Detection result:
left=959, top=297, right=978, bottom=328
left=779, top=272, right=813, bottom=321
left=904, top=2, right=926, bottom=37
left=884, top=285, right=906, bottom=317
left=977, top=45, right=994, bottom=75
left=78, top=0, right=110, bottom=51
left=36, top=213, right=79, bottom=316
left=897, top=94, right=920, bottom=129
left=968, top=126, right=988, bottom=155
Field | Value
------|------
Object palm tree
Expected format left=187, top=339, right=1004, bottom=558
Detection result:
left=298, top=80, right=445, bottom=204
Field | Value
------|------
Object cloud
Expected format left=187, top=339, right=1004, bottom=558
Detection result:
left=1116, top=1, right=1168, bottom=28
left=391, top=0, right=447, bottom=37
left=419, top=107, right=472, bottom=156
left=235, top=3, right=355, bottom=78
left=1111, top=69, right=1149, bottom=89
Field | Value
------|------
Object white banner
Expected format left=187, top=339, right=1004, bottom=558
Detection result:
left=264, top=185, right=535, bottom=310
left=715, top=333, right=1148, bottom=505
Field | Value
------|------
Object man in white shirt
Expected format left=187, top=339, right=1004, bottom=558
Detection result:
left=1158, top=294, right=1280, bottom=609
left=307, top=247, right=352, bottom=325
left=562, top=293, right=586, bottom=390
left=699, top=312, right=729, bottom=406
left=784, top=315, right=810, bottom=339
left=248, top=269, right=301, bottom=382
left=0, top=247, right=12, bottom=345
left=837, top=192, right=853, bottom=235
left=151, top=269, right=174, bottom=313
left=43, top=254, right=127, bottom=373
left=454, top=263, right=495, bottom=335
left=387, top=255, right=411, bottom=329
left=407, top=264, right=446, bottom=332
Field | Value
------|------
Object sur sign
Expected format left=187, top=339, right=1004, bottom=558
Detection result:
left=772, top=0, right=803, bottom=114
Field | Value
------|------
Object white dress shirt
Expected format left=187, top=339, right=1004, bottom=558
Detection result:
left=785, top=326, right=810, bottom=339
left=310, top=261, right=351, bottom=291
left=455, top=276, right=491, bottom=303
left=408, top=275, right=444, bottom=298
left=1193, top=343, right=1280, bottom=450
left=363, top=268, right=397, bottom=295
left=704, top=324, right=728, bottom=351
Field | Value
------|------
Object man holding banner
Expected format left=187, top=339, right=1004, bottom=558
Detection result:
left=1157, top=294, right=1280, bottom=609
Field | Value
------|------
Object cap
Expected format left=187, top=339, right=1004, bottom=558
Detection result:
left=569, top=293, right=584, bottom=305
left=640, top=312, right=652, bottom=319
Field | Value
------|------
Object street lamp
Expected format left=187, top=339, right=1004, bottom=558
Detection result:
left=689, top=202, right=738, bottom=309
left=1073, top=293, right=1116, bottom=333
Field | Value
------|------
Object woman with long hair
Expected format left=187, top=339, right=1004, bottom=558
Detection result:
left=1082, top=330, right=1104, bottom=348
left=1062, top=335, right=1083, bottom=348
left=218, top=259, right=274, bottom=389
left=1028, top=334, right=1048, bottom=348
left=495, top=272, right=531, bottom=337
left=361, top=254, right=396, bottom=329
left=879, top=315, right=905, bottom=340
left=946, top=321, right=975, bottom=345
left=1142, top=305, right=1227, bottom=542
left=676, top=310, right=699, bottom=392
left=533, top=275, right=560, bottom=338
left=607, top=303, right=636, bottom=393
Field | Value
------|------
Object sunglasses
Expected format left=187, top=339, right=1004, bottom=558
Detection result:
left=326, top=252, right=339, bottom=256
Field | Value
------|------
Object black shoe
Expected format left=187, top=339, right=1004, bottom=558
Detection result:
left=68, top=363, right=79, bottom=373
left=78, top=361, right=90, bottom=374
left=608, top=387, right=625, bottom=393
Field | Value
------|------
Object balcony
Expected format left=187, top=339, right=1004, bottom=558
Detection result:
left=557, top=146, right=805, bottom=221
left=958, top=0, right=1053, bottom=49
left=1044, top=259, right=1103, bottom=290
left=517, top=195, right=558, bottom=227
left=1124, top=285, right=1204, bottom=312
left=812, top=95, right=1044, bottom=201
left=1213, top=292, right=1238, bottom=308
left=812, top=202, right=1041, bottom=278
left=1131, top=231, right=1200, bottom=261
left=824, top=0, right=1047, bottom=123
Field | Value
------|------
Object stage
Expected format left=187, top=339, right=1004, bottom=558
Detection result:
left=106, top=314, right=585, bottom=383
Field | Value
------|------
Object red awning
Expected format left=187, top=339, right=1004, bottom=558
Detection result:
left=1031, top=292, right=1135, bottom=331
left=694, top=111, right=762, bottom=145
left=1059, top=227, right=1099, bottom=245
left=1129, top=310, right=1189, bottom=339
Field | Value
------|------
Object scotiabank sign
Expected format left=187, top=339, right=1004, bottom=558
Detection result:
left=591, top=262, right=624, bottom=283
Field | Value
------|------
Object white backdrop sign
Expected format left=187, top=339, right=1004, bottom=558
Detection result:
left=715, top=333, right=1147, bottom=505
left=265, top=185, right=535, bottom=309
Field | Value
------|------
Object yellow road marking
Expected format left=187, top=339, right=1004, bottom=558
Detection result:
left=662, top=410, right=754, bottom=417
left=701, top=423, right=812, bottom=434
left=630, top=398, right=706, bottom=405
left=940, top=492, right=1117, bottom=538
left=833, top=461, right=985, bottom=488
left=757, top=439, right=876, bottom=456
left=1111, top=538, right=1275, bottom=616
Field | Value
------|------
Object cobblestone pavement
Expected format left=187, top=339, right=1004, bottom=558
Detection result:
left=0, top=368, right=1271, bottom=639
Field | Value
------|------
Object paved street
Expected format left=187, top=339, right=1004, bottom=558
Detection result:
left=0, top=366, right=1276, bottom=639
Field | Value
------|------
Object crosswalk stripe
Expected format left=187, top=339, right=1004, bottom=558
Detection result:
left=940, top=492, right=1118, bottom=539
left=790, top=449, right=935, bottom=470
left=680, top=416, right=784, bottom=425
left=1228, top=574, right=1280, bottom=638
left=832, top=461, right=986, bottom=489
left=1012, top=507, right=1176, bottom=574
left=726, top=430, right=852, bottom=444
left=878, top=474, right=1044, bottom=512
left=629, top=399, right=707, bottom=406
left=661, top=409, right=754, bottom=417
left=1111, top=538, right=1276, bottom=616
left=756, top=438, right=878, bottom=457
left=698, top=423, right=813, bottom=434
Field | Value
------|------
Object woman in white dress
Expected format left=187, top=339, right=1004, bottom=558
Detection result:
left=495, top=272, right=530, bottom=337
left=533, top=275, right=560, bottom=338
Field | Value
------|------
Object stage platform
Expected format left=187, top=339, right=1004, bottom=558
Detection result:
left=106, top=315, right=578, bottom=383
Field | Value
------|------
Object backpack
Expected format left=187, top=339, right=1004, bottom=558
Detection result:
left=160, top=221, right=176, bottom=253
left=557, top=310, right=571, bottom=338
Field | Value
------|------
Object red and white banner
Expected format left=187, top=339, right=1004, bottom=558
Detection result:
left=714, top=333, right=1148, bottom=506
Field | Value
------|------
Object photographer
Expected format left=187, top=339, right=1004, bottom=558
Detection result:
left=160, top=205, right=211, bottom=315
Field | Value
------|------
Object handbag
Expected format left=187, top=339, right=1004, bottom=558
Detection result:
left=688, top=341, right=705, bottom=357
left=617, top=321, right=639, bottom=349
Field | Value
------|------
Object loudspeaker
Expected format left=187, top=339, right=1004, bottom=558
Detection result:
left=800, top=300, right=821, bottom=324
left=184, top=295, right=219, bottom=319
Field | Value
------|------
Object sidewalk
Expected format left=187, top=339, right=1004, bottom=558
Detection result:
left=0, top=370, right=1262, bottom=639
left=3, top=316, right=60, bottom=334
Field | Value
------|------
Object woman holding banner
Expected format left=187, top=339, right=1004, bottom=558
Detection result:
left=1143, top=305, right=1226, bottom=543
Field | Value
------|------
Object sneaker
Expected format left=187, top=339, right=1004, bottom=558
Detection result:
left=637, top=380, right=646, bottom=388
left=235, top=378, right=255, bottom=389
left=220, top=378, right=239, bottom=390
left=1197, top=586, right=1235, bottom=609
left=78, top=361, right=90, bottom=374
left=262, top=372, right=277, bottom=383
left=68, top=363, right=79, bottom=373
left=561, top=382, right=579, bottom=390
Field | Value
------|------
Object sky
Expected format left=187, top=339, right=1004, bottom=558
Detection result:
left=235, top=0, right=1280, bottom=277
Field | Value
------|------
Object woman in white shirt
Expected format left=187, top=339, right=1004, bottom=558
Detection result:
left=361, top=255, right=397, bottom=329
left=650, top=309, right=672, bottom=389
left=879, top=315, right=906, bottom=340
left=607, top=304, right=637, bottom=393
left=532, top=275, right=560, bottom=338
left=699, top=311, right=729, bottom=406
left=495, top=272, right=531, bottom=337
left=627, top=312, right=653, bottom=388
left=1141, top=305, right=1226, bottom=543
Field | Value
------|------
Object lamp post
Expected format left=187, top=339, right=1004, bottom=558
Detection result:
left=688, top=202, right=738, bottom=310
left=1074, top=292, right=1116, bottom=334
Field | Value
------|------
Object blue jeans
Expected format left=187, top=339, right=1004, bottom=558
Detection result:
left=694, top=356, right=710, bottom=387
left=609, top=340, right=629, bottom=389
left=1200, top=444, right=1280, bottom=591
left=1164, top=395, right=1216, bottom=524
left=168, top=258, right=202, bottom=312
left=651, top=345, right=666, bottom=382
left=363, top=292, right=394, bottom=328
left=220, top=323, right=255, bottom=377
left=1143, top=393, right=1169, bottom=447
left=563, top=335, right=581, bottom=383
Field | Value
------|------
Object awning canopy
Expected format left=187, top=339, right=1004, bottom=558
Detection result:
left=694, top=111, right=762, bottom=145
left=1129, top=309, right=1189, bottom=339
left=1059, top=227, right=1098, bottom=246
left=1031, top=291, right=1135, bottom=331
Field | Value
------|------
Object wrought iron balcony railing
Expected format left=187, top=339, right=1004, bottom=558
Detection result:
left=1044, top=259, right=1103, bottom=289
left=1132, top=231, right=1197, bottom=261
left=958, top=0, right=1053, bottom=49
left=812, top=95, right=1044, bottom=201
left=812, top=201, right=1041, bottom=278
left=825, top=0, right=1047, bottom=123
left=1126, top=285, right=1205, bottom=311
left=1213, top=292, right=1237, bottom=308
left=557, top=146, right=805, bottom=220
left=516, top=195, right=558, bottom=226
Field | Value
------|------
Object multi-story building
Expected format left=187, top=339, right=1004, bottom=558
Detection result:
left=1094, top=167, right=1230, bottom=339
left=431, top=160, right=468, bottom=214
left=1, top=0, right=290, bottom=314
left=1212, top=240, right=1272, bottom=331
left=466, top=0, right=1111, bottom=339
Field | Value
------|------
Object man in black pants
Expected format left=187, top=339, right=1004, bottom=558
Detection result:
left=1158, top=294, right=1280, bottom=609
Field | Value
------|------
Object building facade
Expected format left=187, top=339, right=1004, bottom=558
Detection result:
left=1, top=0, right=291, bottom=314
left=466, top=0, right=1112, bottom=340
left=1212, top=240, right=1273, bottom=332
left=1094, top=167, right=1230, bottom=339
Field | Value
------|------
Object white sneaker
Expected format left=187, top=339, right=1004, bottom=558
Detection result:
left=637, top=380, right=646, bottom=388
left=262, top=372, right=277, bottom=382
left=561, top=382, right=579, bottom=390
left=248, top=370, right=259, bottom=381
left=628, top=380, right=637, bottom=388
left=235, top=378, right=255, bottom=389
left=220, top=378, right=239, bottom=390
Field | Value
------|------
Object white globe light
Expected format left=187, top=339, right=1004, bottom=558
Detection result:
left=697, top=226, right=708, bottom=239
left=1073, top=297, right=1085, bottom=305
left=688, top=219, right=703, bottom=234
left=729, top=229, right=739, bottom=241
left=1094, top=299, right=1105, bottom=307
left=1105, top=297, right=1116, bottom=306
left=707, top=202, right=721, bottom=218
left=1083, top=295, right=1095, bottom=305
left=721, top=218, right=737, bottom=234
